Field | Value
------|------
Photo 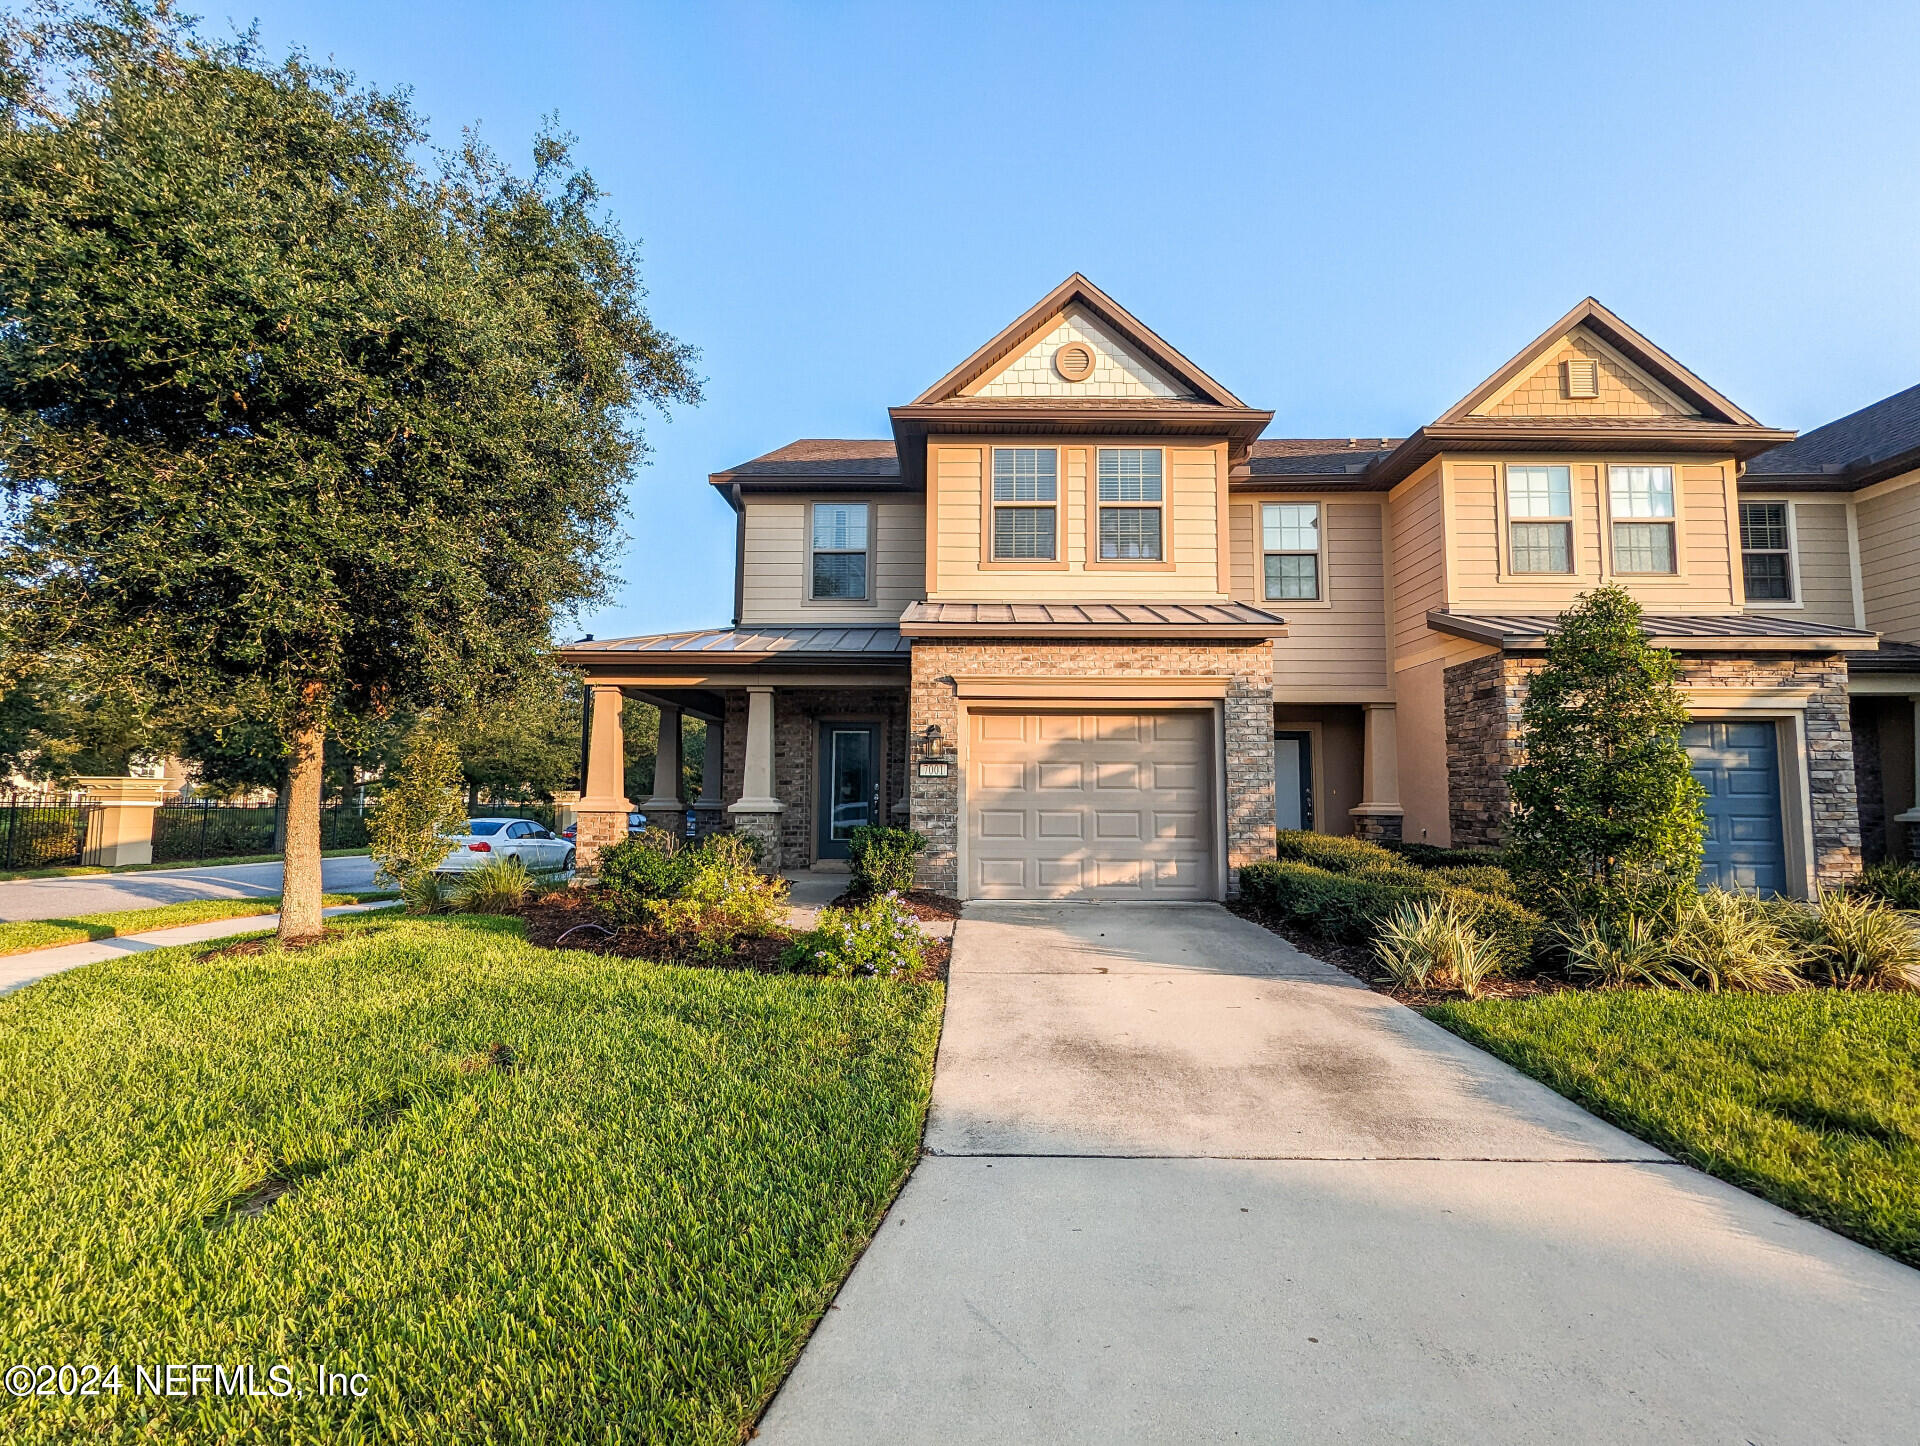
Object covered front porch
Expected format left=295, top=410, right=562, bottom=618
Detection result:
left=557, top=627, right=911, bottom=871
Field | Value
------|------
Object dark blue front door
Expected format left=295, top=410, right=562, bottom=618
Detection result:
left=817, top=723, right=879, bottom=861
left=1683, top=720, right=1786, bottom=894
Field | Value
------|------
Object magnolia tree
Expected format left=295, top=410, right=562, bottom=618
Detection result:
left=1505, top=586, right=1706, bottom=913
left=0, top=3, right=698, bottom=938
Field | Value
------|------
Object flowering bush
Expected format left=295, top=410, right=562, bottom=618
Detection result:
left=781, top=894, right=928, bottom=979
left=642, top=834, right=788, bottom=962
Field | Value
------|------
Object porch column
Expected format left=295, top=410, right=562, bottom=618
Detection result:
left=1897, top=696, right=1920, bottom=861
left=727, top=686, right=784, bottom=869
left=75, top=776, right=166, bottom=867
left=693, top=717, right=724, bottom=812
left=1350, top=702, right=1405, bottom=843
left=576, top=684, right=633, bottom=869
left=639, top=702, right=686, bottom=822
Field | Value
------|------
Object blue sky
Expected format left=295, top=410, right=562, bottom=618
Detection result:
left=230, top=1, right=1920, bottom=639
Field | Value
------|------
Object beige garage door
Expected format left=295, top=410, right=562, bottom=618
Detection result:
left=967, top=710, right=1215, bottom=900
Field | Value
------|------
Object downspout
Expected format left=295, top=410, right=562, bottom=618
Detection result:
left=730, top=482, right=745, bottom=629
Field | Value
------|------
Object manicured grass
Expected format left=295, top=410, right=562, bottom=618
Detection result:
left=0, top=914, right=944, bottom=1443
left=0, top=847, right=370, bottom=883
left=1427, top=990, right=1920, bottom=1265
left=0, top=892, right=394, bottom=956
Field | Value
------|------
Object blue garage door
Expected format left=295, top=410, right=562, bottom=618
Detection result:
left=1683, top=721, right=1786, bottom=894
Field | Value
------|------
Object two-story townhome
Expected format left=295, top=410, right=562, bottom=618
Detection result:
left=559, top=274, right=1914, bottom=901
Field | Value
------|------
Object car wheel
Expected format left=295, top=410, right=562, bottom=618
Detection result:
left=562, top=849, right=576, bottom=872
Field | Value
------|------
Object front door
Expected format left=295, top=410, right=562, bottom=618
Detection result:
left=1275, top=730, right=1313, bottom=832
left=1684, top=720, right=1788, bottom=894
left=817, top=722, right=880, bottom=860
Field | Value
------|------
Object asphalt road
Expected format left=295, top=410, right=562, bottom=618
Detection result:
left=0, top=855, right=379, bottom=922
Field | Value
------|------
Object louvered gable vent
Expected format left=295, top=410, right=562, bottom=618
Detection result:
left=1563, top=357, right=1600, bottom=399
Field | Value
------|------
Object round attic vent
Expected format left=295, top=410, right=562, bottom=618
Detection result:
left=1054, top=342, right=1095, bottom=382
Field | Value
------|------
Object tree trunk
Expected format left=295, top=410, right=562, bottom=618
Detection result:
left=279, top=707, right=327, bottom=943
left=272, top=763, right=291, bottom=853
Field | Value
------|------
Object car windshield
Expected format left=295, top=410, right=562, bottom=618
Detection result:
left=466, top=820, right=509, bottom=836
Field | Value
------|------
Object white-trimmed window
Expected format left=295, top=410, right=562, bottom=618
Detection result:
left=1096, top=448, right=1164, bottom=560
left=1740, top=501, right=1794, bottom=601
left=1506, top=464, right=1573, bottom=574
left=991, top=448, right=1058, bottom=560
left=1261, top=502, right=1321, bottom=600
left=810, top=502, right=868, bottom=600
left=1609, top=465, right=1677, bottom=573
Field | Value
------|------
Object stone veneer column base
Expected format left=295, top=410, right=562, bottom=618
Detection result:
left=728, top=808, right=783, bottom=871
left=1350, top=807, right=1404, bottom=844
left=573, top=809, right=629, bottom=872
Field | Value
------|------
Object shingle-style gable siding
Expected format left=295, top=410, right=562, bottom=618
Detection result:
left=1479, top=330, right=1698, bottom=420
left=971, top=304, right=1197, bottom=400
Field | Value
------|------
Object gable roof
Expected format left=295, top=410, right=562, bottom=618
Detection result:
left=710, top=439, right=903, bottom=494
left=1744, top=381, right=1920, bottom=489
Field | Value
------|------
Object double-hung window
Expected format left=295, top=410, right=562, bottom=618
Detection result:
left=810, top=502, right=869, bottom=600
left=1739, top=501, right=1794, bottom=601
left=1505, top=465, right=1573, bottom=574
left=1608, top=465, right=1677, bottom=573
left=1096, top=448, right=1164, bottom=560
left=990, top=448, right=1058, bottom=560
left=1261, top=502, right=1321, bottom=600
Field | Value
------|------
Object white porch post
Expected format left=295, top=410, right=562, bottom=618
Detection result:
left=1350, top=702, right=1405, bottom=842
left=576, top=684, right=633, bottom=868
left=727, top=686, right=784, bottom=869
left=640, top=702, right=685, bottom=820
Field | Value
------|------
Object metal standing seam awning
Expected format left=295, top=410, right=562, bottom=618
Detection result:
left=1426, top=610, right=1881, bottom=653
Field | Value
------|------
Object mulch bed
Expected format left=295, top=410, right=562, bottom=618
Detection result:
left=517, top=889, right=950, bottom=980
left=1227, top=903, right=1566, bottom=1005
left=826, top=888, right=962, bottom=922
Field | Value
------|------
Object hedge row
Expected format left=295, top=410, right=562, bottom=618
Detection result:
left=1240, top=858, right=1544, bottom=970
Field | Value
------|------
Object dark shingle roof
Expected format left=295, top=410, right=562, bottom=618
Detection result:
left=1428, top=610, right=1877, bottom=652
left=1746, top=382, right=1920, bottom=481
left=1246, top=438, right=1399, bottom=476
left=713, top=440, right=901, bottom=482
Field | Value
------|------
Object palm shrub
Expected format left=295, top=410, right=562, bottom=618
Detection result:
left=1790, top=890, right=1920, bottom=991
left=847, top=826, right=927, bottom=896
left=1506, top=587, right=1706, bottom=920
left=1373, top=897, right=1506, bottom=997
left=449, top=855, right=538, bottom=916
left=781, top=895, right=928, bottom=979
left=1667, top=889, right=1800, bottom=992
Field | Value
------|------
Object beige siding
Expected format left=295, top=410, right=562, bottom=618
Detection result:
left=1389, top=462, right=1447, bottom=657
left=1678, top=463, right=1738, bottom=608
left=1480, top=330, right=1694, bottom=419
left=929, top=438, right=1227, bottom=600
left=1229, top=504, right=1257, bottom=602
left=1743, top=499, right=1857, bottom=629
left=738, top=495, right=926, bottom=625
left=1230, top=499, right=1390, bottom=699
left=1858, top=472, right=1920, bottom=642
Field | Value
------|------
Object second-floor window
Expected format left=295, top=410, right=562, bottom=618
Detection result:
left=1262, top=502, right=1321, bottom=600
left=811, top=502, right=868, bottom=600
left=991, top=448, right=1058, bottom=560
left=1506, top=465, right=1573, bottom=574
left=1609, top=465, right=1677, bottom=573
left=1739, top=501, right=1794, bottom=601
left=1096, top=448, right=1164, bottom=560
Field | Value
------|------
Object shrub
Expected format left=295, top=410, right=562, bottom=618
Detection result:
left=1857, top=860, right=1920, bottom=911
left=368, top=728, right=468, bottom=888
left=594, top=830, right=695, bottom=925
left=449, top=855, right=538, bottom=915
left=781, top=895, right=928, bottom=979
left=1667, top=889, right=1800, bottom=992
left=1274, top=829, right=1400, bottom=874
left=1386, top=840, right=1508, bottom=870
left=1790, top=890, right=1920, bottom=991
left=1505, top=586, right=1706, bottom=917
left=643, top=834, right=789, bottom=962
left=1373, top=897, right=1505, bottom=997
left=1428, top=864, right=1517, bottom=897
left=847, top=826, right=927, bottom=896
left=1559, top=914, right=1685, bottom=989
left=400, top=870, right=450, bottom=916
left=1238, top=859, right=1543, bottom=971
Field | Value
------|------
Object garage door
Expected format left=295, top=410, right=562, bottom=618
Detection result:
left=1683, top=720, right=1787, bottom=894
left=967, top=710, right=1214, bottom=900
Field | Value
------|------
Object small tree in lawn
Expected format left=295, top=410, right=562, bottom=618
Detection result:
left=0, top=4, right=699, bottom=939
left=368, top=727, right=467, bottom=889
left=1505, top=586, right=1705, bottom=915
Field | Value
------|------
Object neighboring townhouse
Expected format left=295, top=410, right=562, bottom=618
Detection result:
left=559, top=275, right=1914, bottom=901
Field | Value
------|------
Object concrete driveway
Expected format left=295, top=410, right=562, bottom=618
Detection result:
left=0, top=855, right=378, bottom=922
left=758, top=903, right=1920, bottom=1444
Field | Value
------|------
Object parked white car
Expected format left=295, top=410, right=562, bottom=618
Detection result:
left=434, top=818, right=575, bottom=875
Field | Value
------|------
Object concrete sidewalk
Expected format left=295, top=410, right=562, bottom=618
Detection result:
left=0, top=900, right=401, bottom=996
left=757, top=903, right=1920, bottom=1445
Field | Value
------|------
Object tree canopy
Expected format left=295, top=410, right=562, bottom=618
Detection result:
left=0, top=2, right=698, bottom=931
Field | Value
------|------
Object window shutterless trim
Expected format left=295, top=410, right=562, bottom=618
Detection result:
left=1260, top=500, right=1322, bottom=602
left=1606, top=463, right=1678, bottom=575
left=1086, top=445, right=1176, bottom=570
left=1738, top=497, right=1799, bottom=607
left=808, top=500, right=871, bottom=601
left=1502, top=463, right=1575, bottom=576
left=981, top=445, right=1068, bottom=569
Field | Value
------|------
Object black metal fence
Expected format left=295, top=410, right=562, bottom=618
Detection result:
left=151, top=800, right=370, bottom=865
left=0, top=794, right=100, bottom=871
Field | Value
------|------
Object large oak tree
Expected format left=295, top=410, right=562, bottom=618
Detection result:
left=0, top=3, right=697, bottom=936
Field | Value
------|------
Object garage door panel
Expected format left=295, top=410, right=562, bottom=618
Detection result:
left=969, top=709, right=1214, bottom=900
left=1684, top=720, right=1787, bottom=895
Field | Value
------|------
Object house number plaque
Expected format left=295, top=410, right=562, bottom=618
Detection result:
left=916, top=759, right=951, bottom=778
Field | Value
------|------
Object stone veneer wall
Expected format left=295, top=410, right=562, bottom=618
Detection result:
left=720, top=686, right=909, bottom=868
left=908, top=638, right=1276, bottom=897
left=1443, top=651, right=1862, bottom=887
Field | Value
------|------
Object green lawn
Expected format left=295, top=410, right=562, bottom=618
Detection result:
left=0, top=892, right=393, bottom=956
left=0, top=914, right=944, bottom=1443
left=1427, top=990, right=1920, bottom=1266
left=0, top=847, right=371, bottom=883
